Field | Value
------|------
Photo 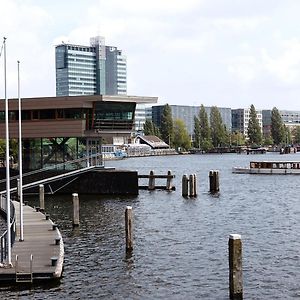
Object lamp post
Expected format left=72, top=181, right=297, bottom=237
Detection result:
left=18, top=60, right=24, bottom=241
left=3, top=37, right=12, bottom=266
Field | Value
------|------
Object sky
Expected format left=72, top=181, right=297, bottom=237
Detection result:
left=1, top=0, right=300, bottom=110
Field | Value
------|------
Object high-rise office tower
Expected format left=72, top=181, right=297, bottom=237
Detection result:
left=55, top=36, right=127, bottom=96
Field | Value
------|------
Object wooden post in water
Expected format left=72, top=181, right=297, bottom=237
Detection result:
left=182, top=174, right=189, bottom=197
left=148, top=170, right=155, bottom=190
left=125, top=206, right=133, bottom=252
left=72, top=193, right=80, bottom=227
left=193, top=174, right=197, bottom=197
left=166, top=170, right=173, bottom=191
left=189, top=174, right=195, bottom=197
left=229, top=234, right=243, bottom=299
left=209, top=170, right=220, bottom=193
left=39, top=184, right=45, bottom=211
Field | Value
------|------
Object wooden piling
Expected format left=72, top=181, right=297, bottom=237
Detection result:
left=148, top=170, right=155, bottom=190
left=193, top=174, right=197, bottom=197
left=182, top=174, right=189, bottom=197
left=209, top=170, right=220, bottom=193
left=229, top=234, right=243, bottom=299
left=166, top=170, right=173, bottom=191
left=125, top=206, right=133, bottom=252
left=39, top=184, right=45, bottom=210
left=72, top=193, right=80, bottom=227
left=189, top=174, right=195, bottom=197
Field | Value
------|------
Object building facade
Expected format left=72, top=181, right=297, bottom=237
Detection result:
left=262, top=109, right=300, bottom=137
left=152, top=105, right=232, bottom=137
left=232, top=108, right=263, bottom=137
left=55, top=36, right=127, bottom=97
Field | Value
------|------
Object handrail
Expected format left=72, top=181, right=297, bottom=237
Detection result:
left=0, top=153, right=103, bottom=186
left=0, top=194, right=16, bottom=263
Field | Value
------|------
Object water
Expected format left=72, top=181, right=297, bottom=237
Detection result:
left=1, top=153, right=300, bottom=299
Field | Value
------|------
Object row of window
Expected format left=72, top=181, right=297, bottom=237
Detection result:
left=0, top=108, right=86, bottom=121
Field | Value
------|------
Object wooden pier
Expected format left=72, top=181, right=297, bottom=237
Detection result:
left=0, top=201, right=64, bottom=284
left=138, top=170, right=175, bottom=191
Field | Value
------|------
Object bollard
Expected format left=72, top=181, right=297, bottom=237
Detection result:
left=193, top=174, right=197, bottom=197
left=125, top=206, right=133, bottom=252
left=72, top=193, right=80, bottom=227
left=148, top=170, right=155, bottom=190
left=229, top=234, right=243, bottom=299
left=182, top=174, right=189, bottom=197
left=39, top=184, right=45, bottom=210
left=55, top=237, right=61, bottom=245
left=166, top=170, right=173, bottom=191
left=45, top=214, right=50, bottom=220
left=189, top=174, right=195, bottom=197
left=51, top=256, right=58, bottom=267
left=209, top=170, right=220, bottom=193
left=52, top=224, right=58, bottom=230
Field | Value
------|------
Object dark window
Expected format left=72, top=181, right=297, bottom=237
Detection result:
left=40, top=109, right=56, bottom=119
left=32, top=110, right=39, bottom=120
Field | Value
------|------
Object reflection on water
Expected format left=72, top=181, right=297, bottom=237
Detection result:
left=1, top=153, right=300, bottom=299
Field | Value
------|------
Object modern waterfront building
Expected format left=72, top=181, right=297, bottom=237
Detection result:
left=231, top=108, right=263, bottom=137
left=152, top=105, right=232, bottom=137
left=55, top=36, right=127, bottom=97
left=262, top=109, right=300, bottom=137
left=0, top=94, right=157, bottom=170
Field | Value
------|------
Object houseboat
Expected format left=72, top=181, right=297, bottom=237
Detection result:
left=232, top=161, right=300, bottom=174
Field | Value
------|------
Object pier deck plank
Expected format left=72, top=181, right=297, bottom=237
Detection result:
left=0, top=201, right=64, bottom=282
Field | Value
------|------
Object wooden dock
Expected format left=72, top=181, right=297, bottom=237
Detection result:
left=0, top=201, right=64, bottom=284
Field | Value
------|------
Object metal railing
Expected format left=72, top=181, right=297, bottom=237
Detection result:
left=0, top=194, right=16, bottom=263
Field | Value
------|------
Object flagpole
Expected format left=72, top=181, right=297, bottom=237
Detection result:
left=4, top=37, right=12, bottom=266
left=17, top=60, right=24, bottom=242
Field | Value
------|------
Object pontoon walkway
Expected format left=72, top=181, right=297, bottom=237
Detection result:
left=0, top=201, right=64, bottom=284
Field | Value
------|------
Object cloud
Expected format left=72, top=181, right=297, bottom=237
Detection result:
left=262, top=38, right=300, bottom=84
left=227, top=55, right=260, bottom=83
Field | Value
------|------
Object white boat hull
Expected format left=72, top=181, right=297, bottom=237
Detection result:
left=232, top=167, right=300, bottom=174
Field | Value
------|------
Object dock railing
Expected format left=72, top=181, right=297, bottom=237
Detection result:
left=0, top=194, right=16, bottom=263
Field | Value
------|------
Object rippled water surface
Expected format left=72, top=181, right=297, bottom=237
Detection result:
left=1, top=153, right=300, bottom=299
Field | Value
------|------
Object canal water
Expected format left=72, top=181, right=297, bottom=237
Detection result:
left=1, top=153, right=300, bottom=299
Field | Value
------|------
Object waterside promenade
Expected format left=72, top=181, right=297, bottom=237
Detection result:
left=0, top=201, right=64, bottom=284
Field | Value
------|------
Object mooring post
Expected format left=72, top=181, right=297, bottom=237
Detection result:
left=193, top=174, right=197, bottom=197
left=189, top=174, right=195, bottom=197
left=39, top=184, right=45, bottom=211
left=166, top=170, right=173, bottom=191
left=72, top=193, right=80, bottom=227
left=125, top=206, right=133, bottom=252
left=148, top=170, right=155, bottom=190
left=229, top=234, right=243, bottom=299
left=209, top=170, right=220, bottom=193
left=182, top=174, right=189, bottom=197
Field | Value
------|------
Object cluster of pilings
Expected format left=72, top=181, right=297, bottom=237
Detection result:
left=181, top=174, right=197, bottom=197
left=181, top=170, right=220, bottom=197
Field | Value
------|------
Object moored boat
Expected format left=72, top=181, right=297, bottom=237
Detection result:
left=232, top=161, right=300, bottom=174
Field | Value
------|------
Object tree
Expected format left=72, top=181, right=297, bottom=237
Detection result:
left=283, top=125, right=291, bottom=145
left=173, top=119, right=191, bottom=151
left=160, top=104, right=173, bottom=146
left=210, top=106, right=226, bottom=147
left=292, top=126, right=300, bottom=144
left=271, top=107, right=284, bottom=145
left=143, top=119, right=155, bottom=135
left=199, top=104, right=212, bottom=150
left=247, top=104, right=262, bottom=145
left=230, top=131, right=246, bottom=146
left=193, top=116, right=200, bottom=148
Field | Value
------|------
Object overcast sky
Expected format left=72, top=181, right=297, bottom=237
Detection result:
left=1, top=0, right=300, bottom=110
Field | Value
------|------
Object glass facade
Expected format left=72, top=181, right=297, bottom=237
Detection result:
left=55, top=36, right=127, bottom=97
